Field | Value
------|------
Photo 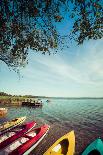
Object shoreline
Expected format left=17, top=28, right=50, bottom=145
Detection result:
left=29, top=120, right=102, bottom=155
left=30, top=122, right=82, bottom=155
left=0, top=115, right=102, bottom=154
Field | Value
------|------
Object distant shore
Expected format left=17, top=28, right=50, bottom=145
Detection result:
left=0, top=92, right=103, bottom=101
left=0, top=94, right=42, bottom=106
left=1, top=95, right=103, bottom=105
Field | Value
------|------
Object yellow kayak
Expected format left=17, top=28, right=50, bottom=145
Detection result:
left=0, top=116, right=26, bottom=134
left=44, top=130, right=75, bottom=155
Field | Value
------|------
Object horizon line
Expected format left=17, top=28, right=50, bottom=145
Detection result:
left=0, top=91, right=103, bottom=98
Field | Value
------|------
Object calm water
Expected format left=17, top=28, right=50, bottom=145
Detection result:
left=0, top=98, right=103, bottom=154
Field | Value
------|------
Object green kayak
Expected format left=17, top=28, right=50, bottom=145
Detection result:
left=82, top=138, right=103, bottom=155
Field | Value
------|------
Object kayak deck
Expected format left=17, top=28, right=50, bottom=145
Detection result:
left=82, top=138, right=103, bottom=155
left=1, top=130, right=37, bottom=154
left=0, top=121, right=36, bottom=150
left=0, top=117, right=26, bottom=134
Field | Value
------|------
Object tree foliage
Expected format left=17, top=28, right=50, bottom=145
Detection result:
left=0, top=0, right=103, bottom=69
left=0, top=92, right=11, bottom=96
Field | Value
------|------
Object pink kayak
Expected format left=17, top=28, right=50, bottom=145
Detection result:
left=1, top=124, right=50, bottom=155
left=0, top=121, right=36, bottom=150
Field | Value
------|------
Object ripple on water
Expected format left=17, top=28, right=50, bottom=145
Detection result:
left=0, top=98, right=103, bottom=154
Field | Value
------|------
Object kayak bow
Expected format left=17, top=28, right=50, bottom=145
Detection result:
left=44, top=130, right=75, bottom=155
left=81, top=138, right=103, bottom=155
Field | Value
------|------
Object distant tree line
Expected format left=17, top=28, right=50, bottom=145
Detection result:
left=0, top=92, right=43, bottom=98
left=0, top=92, right=11, bottom=96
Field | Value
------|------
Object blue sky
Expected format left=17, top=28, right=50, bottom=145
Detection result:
left=0, top=38, right=103, bottom=97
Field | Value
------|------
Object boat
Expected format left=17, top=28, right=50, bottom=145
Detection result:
left=0, top=121, right=36, bottom=150
left=22, top=100, right=42, bottom=107
left=0, top=116, right=26, bottom=135
left=81, top=138, right=103, bottom=155
left=44, top=130, right=75, bottom=155
left=0, top=108, right=8, bottom=116
left=46, top=100, right=50, bottom=103
left=0, top=108, right=7, bottom=114
left=1, top=124, right=50, bottom=155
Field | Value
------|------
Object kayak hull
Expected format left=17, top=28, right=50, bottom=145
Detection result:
left=44, top=130, right=75, bottom=155
left=81, top=138, right=103, bottom=155
left=0, top=116, right=26, bottom=135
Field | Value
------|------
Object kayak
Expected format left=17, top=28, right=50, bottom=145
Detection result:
left=0, top=121, right=36, bottom=150
left=1, top=124, right=50, bottom=155
left=81, top=138, right=103, bottom=155
left=0, top=116, right=26, bottom=135
left=44, top=130, right=75, bottom=155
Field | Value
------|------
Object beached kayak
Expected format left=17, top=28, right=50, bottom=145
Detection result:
left=0, top=121, right=36, bottom=150
left=0, top=116, right=26, bottom=135
left=44, top=130, right=75, bottom=155
left=1, top=124, right=50, bottom=155
left=81, top=138, right=103, bottom=155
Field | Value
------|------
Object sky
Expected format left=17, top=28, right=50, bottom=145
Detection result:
left=0, top=38, right=103, bottom=97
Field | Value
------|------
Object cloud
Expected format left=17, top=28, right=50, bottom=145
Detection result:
left=1, top=39, right=103, bottom=97
left=79, top=39, right=103, bottom=84
left=20, top=38, right=103, bottom=92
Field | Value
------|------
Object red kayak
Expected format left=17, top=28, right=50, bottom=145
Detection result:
left=0, top=121, right=36, bottom=150
left=1, top=124, right=50, bottom=155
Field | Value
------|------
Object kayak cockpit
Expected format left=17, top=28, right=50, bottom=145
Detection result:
left=2, top=137, right=29, bottom=154
left=88, top=150, right=101, bottom=155
left=0, top=132, right=15, bottom=143
left=52, top=139, right=69, bottom=154
left=44, top=130, right=75, bottom=155
left=1, top=130, right=38, bottom=154
left=0, top=126, right=25, bottom=143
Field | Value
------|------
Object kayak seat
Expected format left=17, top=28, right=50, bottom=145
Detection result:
left=19, top=137, right=29, bottom=144
left=0, top=135, right=8, bottom=143
left=51, top=139, right=69, bottom=155
left=88, top=150, right=101, bottom=155
left=13, top=128, right=23, bottom=133
left=26, top=132, right=37, bottom=137
left=24, top=135, right=33, bottom=139
left=6, top=132, right=15, bottom=137
left=12, top=119, right=18, bottom=122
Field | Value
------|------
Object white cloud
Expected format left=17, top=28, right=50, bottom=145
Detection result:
left=1, top=39, right=103, bottom=97
left=21, top=39, right=103, bottom=87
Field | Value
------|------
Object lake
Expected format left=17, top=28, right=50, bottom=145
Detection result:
left=0, top=98, right=103, bottom=154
